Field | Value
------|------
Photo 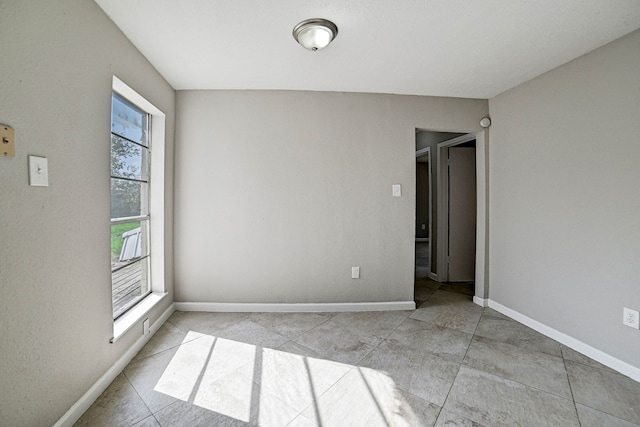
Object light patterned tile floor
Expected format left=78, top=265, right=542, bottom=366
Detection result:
left=75, top=278, right=640, bottom=426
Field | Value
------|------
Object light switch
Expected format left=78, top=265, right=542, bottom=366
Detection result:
left=29, top=156, right=49, bottom=187
left=1, top=125, right=15, bottom=157
left=392, top=184, right=402, bottom=197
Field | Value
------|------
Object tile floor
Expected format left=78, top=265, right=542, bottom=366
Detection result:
left=75, top=277, right=640, bottom=426
left=76, top=245, right=639, bottom=426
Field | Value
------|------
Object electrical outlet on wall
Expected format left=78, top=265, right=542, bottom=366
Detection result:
left=351, top=267, right=360, bottom=279
left=623, top=308, right=639, bottom=329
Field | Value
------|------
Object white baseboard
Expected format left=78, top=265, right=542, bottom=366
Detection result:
left=488, top=300, right=640, bottom=383
left=54, top=303, right=176, bottom=427
left=175, top=301, right=416, bottom=313
left=473, top=296, right=488, bottom=307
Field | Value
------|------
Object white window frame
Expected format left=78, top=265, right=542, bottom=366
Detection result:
left=111, top=76, right=167, bottom=342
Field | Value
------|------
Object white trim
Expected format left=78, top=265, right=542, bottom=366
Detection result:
left=435, top=131, right=489, bottom=302
left=474, top=131, right=489, bottom=300
left=112, top=292, right=168, bottom=342
left=427, top=272, right=438, bottom=281
left=473, top=296, right=488, bottom=307
left=54, top=303, right=176, bottom=427
left=488, top=300, right=640, bottom=383
left=112, top=76, right=164, bottom=116
left=415, top=146, right=431, bottom=157
left=175, top=301, right=416, bottom=313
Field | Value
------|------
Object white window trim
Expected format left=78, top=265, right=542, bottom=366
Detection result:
left=111, top=76, right=167, bottom=343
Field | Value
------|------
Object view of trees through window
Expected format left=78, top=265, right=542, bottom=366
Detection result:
left=110, top=93, right=151, bottom=319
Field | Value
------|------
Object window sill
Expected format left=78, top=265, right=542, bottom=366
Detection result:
left=111, top=292, right=167, bottom=343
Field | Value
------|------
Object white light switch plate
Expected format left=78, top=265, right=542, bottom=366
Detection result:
left=351, top=267, right=360, bottom=279
left=392, top=184, right=402, bottom=197
left=28, top=156, right=49, bottom=187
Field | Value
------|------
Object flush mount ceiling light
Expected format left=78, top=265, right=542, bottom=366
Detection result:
left=292, top=18, right=338, bottom=51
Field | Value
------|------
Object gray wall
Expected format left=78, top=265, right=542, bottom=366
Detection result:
left=0, top=2, right=175, bottom=425
left=489, top=29, right=640, bottom=368
left=174, top=91, right=487, bottom=304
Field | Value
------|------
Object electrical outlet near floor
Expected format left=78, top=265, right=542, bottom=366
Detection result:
left=623, top=308, right=639, bottom=329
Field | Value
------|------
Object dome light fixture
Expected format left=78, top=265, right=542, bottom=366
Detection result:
left=293, top=18, right=338, bottom=51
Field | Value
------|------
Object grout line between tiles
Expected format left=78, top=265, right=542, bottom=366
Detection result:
left=121, top=371, right=154, bottom=427
left=564, top=360, right=640, bottom=425
left=435, top=362, right=464, bottom=424
left=133, top=333, right=208, bottom=363
left=151, top=401, right=181, bottom=425
left=460, top=308, right=483, bottom=363
left=561, top=353, right=583, bottom=427
left=290, top=314, right=338, bottom=339
left=350, top=310, right=414, bottom=366
left=463, top=316, right=583, bottom=403
left=288, top=361, right=357, bottom=426
left=461, top=329, right=579, bottom=402
left=414, top=278, right=460, bottom=427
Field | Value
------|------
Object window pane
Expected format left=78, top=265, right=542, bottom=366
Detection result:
left=111, top=135, right=148, bottom=181
left=111, top=220, right=149, bottom=269
left=112, top=258, right=150, bottom=319
left=111, top=93, right=148, bottom=146
left=110, top=178, right=149, bottom=219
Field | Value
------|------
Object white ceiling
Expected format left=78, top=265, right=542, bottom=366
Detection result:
left=95, top=0, right=640, bottom=99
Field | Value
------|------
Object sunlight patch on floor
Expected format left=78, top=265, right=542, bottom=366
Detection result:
left=152, top=330, right=418, bottom=426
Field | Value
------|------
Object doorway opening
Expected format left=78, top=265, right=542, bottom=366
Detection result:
left=415, top=130, right=488, bottom=307
left=414, top=130, right=464, bottom=305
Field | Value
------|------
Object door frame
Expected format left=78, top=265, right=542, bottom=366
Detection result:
left=436, top=131, right=489, bottom=305
left=415, top=146, right=436, bottom=280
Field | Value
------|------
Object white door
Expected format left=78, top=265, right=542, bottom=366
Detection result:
left=448, top=146, right=476, bottom=281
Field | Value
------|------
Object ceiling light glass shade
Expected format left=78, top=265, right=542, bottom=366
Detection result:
left=293, top=19, right=338, bottom=51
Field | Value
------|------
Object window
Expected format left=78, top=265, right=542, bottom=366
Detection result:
left=109, top=77, right=166, bottom=340
left=110, top=93, right=152, bottom=319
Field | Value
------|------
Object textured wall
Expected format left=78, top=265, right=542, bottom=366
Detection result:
left=0, top=1, right=175, bottom=425
left=174, top=90, right=487, bottom=304
left=489, top=30, right=640, bottom=368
